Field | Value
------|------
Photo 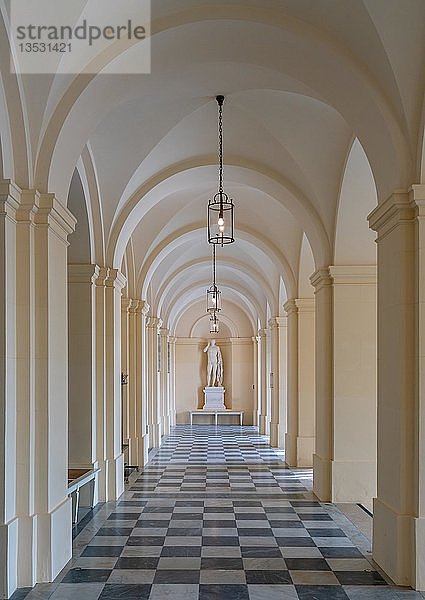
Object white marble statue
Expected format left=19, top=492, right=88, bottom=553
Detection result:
left=203, top=339, right=223, bottom=387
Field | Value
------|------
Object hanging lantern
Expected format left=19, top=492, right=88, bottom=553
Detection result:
left=208, top=95, right=235, bottom=246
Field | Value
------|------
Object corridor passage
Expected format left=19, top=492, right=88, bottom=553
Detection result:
left=16, top=427, right=423, bottom=600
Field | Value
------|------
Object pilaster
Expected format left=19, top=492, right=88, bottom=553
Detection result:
left=14, top=188, right=38, bottom=589
left=268, top=316, right=287, bottom=448
left=310, top=269, right=334, bottom=501
left=121, top=297, right=132, bottom=448
left=103, top=269, right=126, bottom=501
left=252, top=336, right=260, bottom=427
left=258, top=329, right=268, bottom=435
left=160, top=328, right=170, bottom=436
left=94, top=268, right=109, bottom=501
left=147, top=317, right=162, bottom=448
left=368, top=187, right=425, bottom=588
left=68, top=264, right=100, bottom=471
left=0, top=181, right=20, bottom=597
left=284, top=299, right=316, bottom=468
left=33, top=193, right=76, bottom=582
left=169, top=337, right=177, bottom=427
left=138, top=301, right=150, bottom=465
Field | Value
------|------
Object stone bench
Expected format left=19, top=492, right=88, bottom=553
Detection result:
left=189, top=410, right=244, bottom=426
left=67, top=468, right=99, bottom=524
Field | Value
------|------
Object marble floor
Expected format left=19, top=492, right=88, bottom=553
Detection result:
left=13, top=425, right=425, bottom=600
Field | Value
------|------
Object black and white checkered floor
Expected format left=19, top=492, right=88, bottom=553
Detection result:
left=16, top=426, right=424, bottom=600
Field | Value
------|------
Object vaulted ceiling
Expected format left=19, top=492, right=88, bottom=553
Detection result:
left=2, top=0, right=425, bottom=336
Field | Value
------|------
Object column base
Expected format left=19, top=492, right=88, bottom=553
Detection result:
left=285, top=434, right=314, bottom=467
left=285, top=433, right=297, bottom=467
left=373, top=497, right=416, bottom=587
left=331, top=459, right=376, bottom=503
left=270, top=421, right=280, bottom=447
left=259, top=414, right=268, bottom=435
left=148, top=423, right=162, bottom=448
left=313, top=453, right=331, bottom=501
left=128, top=437, right=139, bottom=466
left=162, top=415, right=171, bottom=436
left=17, top=515, right=36, bottom=588
left=169, top=411, right=176, bottom=427
left=137, top=434, right=149, bottom=468
left=35, top=496, right=72, bottom=582
left=97, top=454, right=125, bottom=501
left=0, top=518, right=19, bottom=598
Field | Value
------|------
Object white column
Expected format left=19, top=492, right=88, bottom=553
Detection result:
left=127, top=299, right=150, bottom=468
left=278, top=317, right=288, bottom=449
left=169, top=337, right=177, bottom=427
left=258, top=329, right=268, bottom=435
left=285, top=300, right=298, bottom=467
left=269, top=316, right=287, bottom=448
left=310, top=269, right=334, bottom=501
left=127, top=299, right=138, bottom=466
left=137, top=301, right=150, bottom=467
left=160, top=327, right=170, bottom=436
left=265, top=327, right=272, bottom=436
left=311, top=267, right=377, bottom=503
left=147, top=317, right=162, bottom=448
left=33, top=193, right=76, bottom=582
left=252, top=336, right=260, bottom=427
left=15, top=188, right=37, bottom=590
left=103, top=269, right=126, bottom=500
left=0, top=182, right=19, bottom=597
left=121, top=298, right=131, bottom=452
left=94, top=268, right=108, bottom=501
left=284, top=299, right=315, bottom=467
left=368, top=187, right=425, bottom=588
left=330, top=266, right=377, bottom=503
left=68, top=265, right=99, bottom=471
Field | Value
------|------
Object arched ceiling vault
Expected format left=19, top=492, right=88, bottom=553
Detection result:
left=2, top=0, right=425, bottom=337
left=137, top=225, right=295, bottom=302
left=110, top=161, right=331, bottom=270
left=29, top=7, right=418, bottom=203
left=156, top=260, right=277, bottom=320
left=168, top=284, right=260, bottom=336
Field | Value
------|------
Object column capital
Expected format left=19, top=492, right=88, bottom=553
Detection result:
left=133, top=299, right=149, bottom=316
left=121, top=297, right=133, bottom=312
left=34, top=193, right=77, bottom=239
left=251, top=335, right=261, bottom=344
left=310, top=268, right=333, bottom=291
left=268, top=316, right=287, bottom=329
left=368, top=190, right=413, bottom=239
left=147, top=317, right=162, bottom=329
left=283, top=299, right=298, bottom=315
left=127, top=298, right=140, bottom=313
left=409, top=184, right=425, bottom=216
left=169, top=336, right=177, bottom=344
left=94, top=266, right=110, bottom=287
left=160, top=327, right=169, bottom=337
left=329, top=265, right=376, bottom=285
left=258, top=328, right=267, bottom=339
left=16, top=188, right=39, bottom=222
left=68, top=263, right=100, bottom=284
left=140, top=300, right=150, bottom=316
left=105, top=268, right=126, bottom=291
left=0, top=179, right=21, bottom=217
left=295, top=298, right=315, bottom=312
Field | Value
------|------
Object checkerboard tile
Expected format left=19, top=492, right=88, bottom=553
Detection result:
left=14, top=425, right=424, bottom=600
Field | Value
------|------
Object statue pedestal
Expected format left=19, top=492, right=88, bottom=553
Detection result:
left=203, top=387, right=225, bottom=410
